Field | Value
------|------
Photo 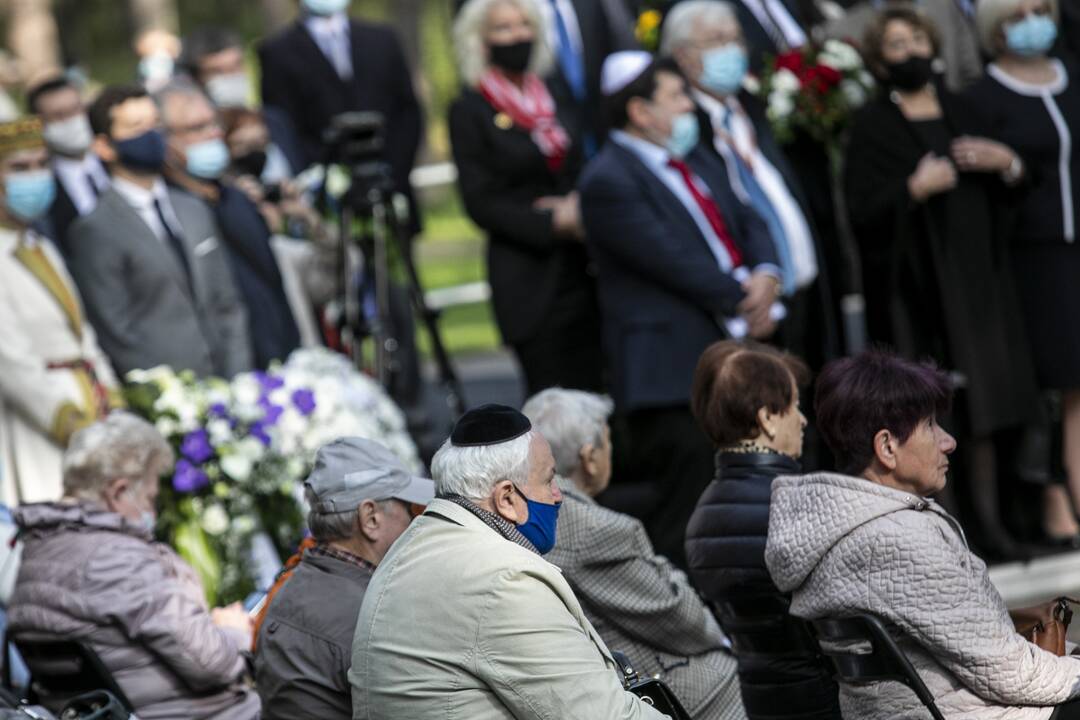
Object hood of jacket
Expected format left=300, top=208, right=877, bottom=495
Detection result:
left=14, top=501, right=153, bottom=542
left=765, top=472, right=941, bottom=594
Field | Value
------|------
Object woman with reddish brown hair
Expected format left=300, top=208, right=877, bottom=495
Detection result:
left=685, top=340, right=840, bottom=720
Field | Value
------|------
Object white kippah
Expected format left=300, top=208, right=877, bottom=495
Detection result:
left=600, top=50, right=655, bottom=96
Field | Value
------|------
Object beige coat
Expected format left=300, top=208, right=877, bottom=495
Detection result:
left=350, top=498, right=671, bottom=720
left=0, top=228, right=118, bottom=505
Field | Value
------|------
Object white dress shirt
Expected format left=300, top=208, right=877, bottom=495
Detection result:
left=305, top=12, right=353, bottom=79
left=739, top=0, right=807, bottom=49
left=111, top=177, right=185, bottom=246
left=52, top=154, right=110, bottom=217
left=696, top=90, right=818, bottom=290
left=610, top=130, right=785, bottom=337
left=538, top=0, right=585, bottom=58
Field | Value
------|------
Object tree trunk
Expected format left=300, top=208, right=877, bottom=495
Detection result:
left=128, top=0, right=177, bottom=33
left=7, top=0, right=62, bottom=82
left=391, top=0, right=423, bottom=80
left=260, top=0, right=294, bottom=35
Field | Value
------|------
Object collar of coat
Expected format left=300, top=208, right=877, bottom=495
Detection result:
left=440, top=493, right=539, bottom=556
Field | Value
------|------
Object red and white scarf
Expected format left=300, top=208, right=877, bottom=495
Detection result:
left=478, top=69, right=570, bottom=172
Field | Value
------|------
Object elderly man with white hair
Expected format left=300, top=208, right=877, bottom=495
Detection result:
left=7, top=412, right=260, bottom=718
left=662, top=1, right=832, bottom=364
left=524, top=388, right=747, bottom=720
left=350, top=403, right=670, bottom=719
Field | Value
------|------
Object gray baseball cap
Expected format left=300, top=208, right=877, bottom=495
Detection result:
left=304, top=437, right=434, bottom=515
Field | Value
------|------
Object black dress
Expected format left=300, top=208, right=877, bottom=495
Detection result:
left=964, top=60, right=1080, bottom=390
left=844, top=91, right=1038, bottom=436
left=448, top=87, right=603, bottom=395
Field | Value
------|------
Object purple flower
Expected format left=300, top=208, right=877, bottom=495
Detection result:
left=180, top=429, right=214, bottom=464
left=249, top=421, right=272, bottom=447
left=173, top=459, right=209, bottom=493
left=258, top=396, right=284, bottom=425
left=292, top=389, right=316, bottom=416
left=254, top=371, right=285, bottom=393
left=208, top=402, right=228, bottom=418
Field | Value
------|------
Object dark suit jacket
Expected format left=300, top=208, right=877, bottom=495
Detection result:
left=65, top=186, right=252, bottom=378
left=726, top=0, right=819, bottom=73
left=448, top=87, right=595, bottom=346
left=578, top=139, right=777, bottom=411
left=46, top=178, right=79, bottom=257
left=262, top=106, right=308, bottom=176
left=545, top=0, right=637, bottom=145
left=1063, top=1, right=1080, bottom=62
left=257, top=19, right=422, bottom=219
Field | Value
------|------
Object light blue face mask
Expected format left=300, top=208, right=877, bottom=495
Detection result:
left=186, top=138, right=230, bottom=180
left=5, top=170, right=56, bottom=222
left=700, top=44, right=749, bottom=96
left=1005, top=14, right=1058, bottom=57
left=303, top=0, right=350, bottom=16
left=666, top=112, right=700, bottom=158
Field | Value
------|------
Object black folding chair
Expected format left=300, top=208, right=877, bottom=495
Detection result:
left=3, top=636, right=133, bottom=714
left=714, top=594, right=821, bottom=657
left=811, top=614, right=945, bottom=720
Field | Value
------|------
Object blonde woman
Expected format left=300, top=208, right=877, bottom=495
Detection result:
left=450, top=0, right=603, bottom=395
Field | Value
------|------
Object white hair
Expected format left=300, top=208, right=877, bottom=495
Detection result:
left=522, top=389, right=613, bottom=478
left=304, top=486, right=396, bottom=543
left=453, top=0, right=554, bottom=88
left=976, top=0, right=1059, bottom=56
left=153, top=77, right=214, bottom=129
left=63, top=412, right=175, bottom=501
left=430, top=430, right=535, bottom=500
left=660, top=0, right=738, bottom=54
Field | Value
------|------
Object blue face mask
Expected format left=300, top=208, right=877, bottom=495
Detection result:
left=5, top=170, right=57, bottom=222
left=665, top=112, right=700, bottom=158
left=185, top=138, right=230, bottom=180
left=114, top=129, right=166, bottom=173
left=514, top=486, right=560, bottom=555
left=1005, top=14, right=1058, bottom=57
left=303, top=0, right=350, bottom=15
left=700, top=44, right=749, bottom=96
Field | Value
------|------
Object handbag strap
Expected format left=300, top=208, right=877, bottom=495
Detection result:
left=610, top=650, right=639, bottom=689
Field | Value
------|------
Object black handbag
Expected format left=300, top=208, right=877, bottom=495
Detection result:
left=610, top=651, right=691, bottom=720
left=58, top=691, right=131, bottom=720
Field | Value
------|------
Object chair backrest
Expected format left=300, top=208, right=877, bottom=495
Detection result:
left=5, top=636, right=134, bottom=714
left=811, top=614, right=945, bottom=720
left=714, top=593, right=820, bottom=656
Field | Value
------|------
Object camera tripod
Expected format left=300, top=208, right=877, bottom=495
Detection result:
left=330, top=161, right=467, bottom=419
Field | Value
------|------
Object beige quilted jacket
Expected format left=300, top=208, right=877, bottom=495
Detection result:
left=765, top=472, right=1080, bottom=720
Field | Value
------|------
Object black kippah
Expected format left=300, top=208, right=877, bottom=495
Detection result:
left=450, top=404, right=532, bottom=447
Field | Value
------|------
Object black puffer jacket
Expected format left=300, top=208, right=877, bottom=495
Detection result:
left=685, top=451, right=840, bottom=720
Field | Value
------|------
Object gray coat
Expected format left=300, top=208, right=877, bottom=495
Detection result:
left=254, top=549, right=373, bottom=720
left=65, top=186, right=252, bottom=378
left=7, top=502, right=259, bottom=720
left=547, top=481, right=746, bottom=720
left=765, top=472, right=1080, bottom=720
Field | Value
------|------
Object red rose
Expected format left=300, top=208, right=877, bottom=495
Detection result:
left=816, top=64, right=842, bottom=87
left=803, top=64, right=842, bottom=94
left=775, top=51, right=804, bottom=75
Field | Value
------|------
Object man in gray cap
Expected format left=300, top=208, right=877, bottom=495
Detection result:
left=254, top=436, right=434, bottom=720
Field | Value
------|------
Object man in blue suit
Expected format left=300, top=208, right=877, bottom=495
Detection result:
left=579, top=51, right=780, bottom=568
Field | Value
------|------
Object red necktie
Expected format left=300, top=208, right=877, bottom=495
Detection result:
left=667, top=158, right=744, bottom=268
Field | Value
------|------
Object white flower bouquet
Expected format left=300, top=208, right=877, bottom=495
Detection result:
left=125, top=347, right=421, bottom=603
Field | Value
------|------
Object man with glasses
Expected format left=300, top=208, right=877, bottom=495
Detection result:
left=65, top=85, right=251, bottom=378
left=156, top=80, right=301, bottom=370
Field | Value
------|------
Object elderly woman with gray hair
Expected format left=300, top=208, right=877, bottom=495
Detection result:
left=449, top=0, right=603, bottom=395
left=7, top=412, right=260, bottom=719
left=524, top=388, right=747, bottom=720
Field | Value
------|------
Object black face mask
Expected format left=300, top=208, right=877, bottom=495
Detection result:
left=884, top=55, right=934, bottom=91
left=233, top=149, right=268, bottom=178
left=488, top=40, right=533, bottom=74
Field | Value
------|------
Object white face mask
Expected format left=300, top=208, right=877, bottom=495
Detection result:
left=43, top=114, right=94, bottom=157
left=205, top=72, right=252, bottom=109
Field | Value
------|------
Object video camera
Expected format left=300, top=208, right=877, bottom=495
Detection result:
left=322, top=112, right=394, bottom=195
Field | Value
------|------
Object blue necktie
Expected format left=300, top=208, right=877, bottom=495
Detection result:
left=549, top=1, right=586, bottom=103
left=722, top=112, right=796, bottom=295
